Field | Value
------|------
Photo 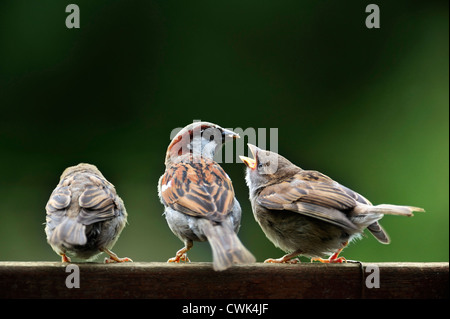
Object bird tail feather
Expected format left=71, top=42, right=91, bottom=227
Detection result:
left=356, top=204, right=424, bottom=244
left=50, top=218, right=87, bottom=246
left=367, top=204, right=425, bottom=216
left=199, top=219, right=256, bottom=271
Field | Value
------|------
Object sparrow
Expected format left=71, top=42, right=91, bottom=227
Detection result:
left=158, top=121, right=256, bottom=271
left=240, top=144, right=425, bottom=263
left=45, top=163, right=132, bottom=263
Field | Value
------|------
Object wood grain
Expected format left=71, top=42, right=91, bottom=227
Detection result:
left=0, top=262, right=447, bottom=299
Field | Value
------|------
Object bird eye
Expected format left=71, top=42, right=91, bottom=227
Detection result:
left=257, top=163, right=263, bottom=169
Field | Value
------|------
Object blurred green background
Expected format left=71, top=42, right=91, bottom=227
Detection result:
left=0, top=0, right=448, bottom=263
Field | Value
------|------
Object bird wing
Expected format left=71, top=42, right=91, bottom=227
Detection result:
left=45, top=185, right=72, bottom=229
left=46, top=186, right=72, bottom=212
left=46, top=172, right=119, bottom=225
left=159, top=159, right=235, bottom=222
left=45, top=172, right=121, bottom=245
left=257, top=170, right=361, bottom=231
left=77, top=175, right=119, bottom=225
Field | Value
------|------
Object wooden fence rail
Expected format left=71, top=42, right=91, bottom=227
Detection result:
left=0, top=262, right=448, bottom=299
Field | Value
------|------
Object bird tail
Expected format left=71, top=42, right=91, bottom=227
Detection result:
left=50, top=218, right=87, bottom=246
left=367, top=204, right=425, bottom=216
left=199, top=219, right=256, bottom=271
left=355, top=204, right=425, bottom=244
left=367, top=221, right=390, bottom=244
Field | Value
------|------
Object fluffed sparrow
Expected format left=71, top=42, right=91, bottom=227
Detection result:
left=45, top=163, right=132, bottom=263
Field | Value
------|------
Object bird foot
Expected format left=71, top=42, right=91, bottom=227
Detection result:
left=104, top=256, right=133, bottom=263
left=264, top=250, right=303, bottom=264
left=168, top=253, right=190, bottom=263
left=168, top=244, right=192, bottom=263
left=264, top=257, right=301, bottom=264
left=60, top=253, right=71, bottom=263
left=101, top=248, right=132, bottom=263
left=311, top=256, right=347, bottom=264
left=311, top=242, right=348, bottom=263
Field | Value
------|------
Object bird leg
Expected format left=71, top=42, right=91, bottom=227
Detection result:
left=168, top=241, right=193, bottom=263
left=264, top=249, right=302, bottom=264
left=311, top=242, right=348, bottom=264
left=101, top=248, right=133, bottom=263
left=60, top=253, right=71, bottom=263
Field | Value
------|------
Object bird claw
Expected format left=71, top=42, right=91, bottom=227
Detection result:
left=104, top=256, right=133, bottom=263
left=168, top=244, right=192, bottom=264
left=168, top=253, right=190, bottom=263
left=60, top=253, right=71, bottom=263
left=311, top=256, right=347, bottom=264
left=311, top=242, right=348, bottom=263
left=264, top=257, right=301, bottom=264
left=263, top=250, right=303, bottom=264
left=101, top=248, right=132, bottom=263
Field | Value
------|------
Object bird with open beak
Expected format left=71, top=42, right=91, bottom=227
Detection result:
left=158, top=122, right=255, bottom=271
left=240, top=144, right=424, bottom=263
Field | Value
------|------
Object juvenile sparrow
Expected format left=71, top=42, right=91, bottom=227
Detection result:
left=158, top=121, right=256, bottom=271
left=240, top=144, right=425, bottom=263
left=45, top=163, right=132, bottom=263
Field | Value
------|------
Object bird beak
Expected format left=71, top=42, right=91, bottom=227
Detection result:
left=239, top=143, right=258, bottom=170
left=222, top=128, right=240, bottom=139
left=240, top=156, right=257, bottom=170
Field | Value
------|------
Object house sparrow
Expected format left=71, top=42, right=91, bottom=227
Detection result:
left=45, top=163, right=132, bottom=263
left=240, top=144, right=425, bottom=263
left=158, top=122, right=256, bottom=271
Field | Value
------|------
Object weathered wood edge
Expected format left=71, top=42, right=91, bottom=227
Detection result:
left=0, top=262, right=448, bottom=299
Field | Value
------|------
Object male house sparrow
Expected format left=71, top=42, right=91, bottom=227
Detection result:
left=240, top=144, right=425, bottom=263
left=158, top=122, right=256, bottom=271
left=45, top=163, right=132, bottom=263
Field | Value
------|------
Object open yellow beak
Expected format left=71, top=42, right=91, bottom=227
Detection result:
left=239, top=155, right=257, bottom=170
left=239, top=143, right=258, bottom=170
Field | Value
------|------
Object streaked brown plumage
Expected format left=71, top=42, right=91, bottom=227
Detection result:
left=158, top=122, right=255, bottom=271
left=160, top=157, right=235, bottom=221
left=45, top=163, right=132, bottom=263
left=240, top=144, right=425, bottom=263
